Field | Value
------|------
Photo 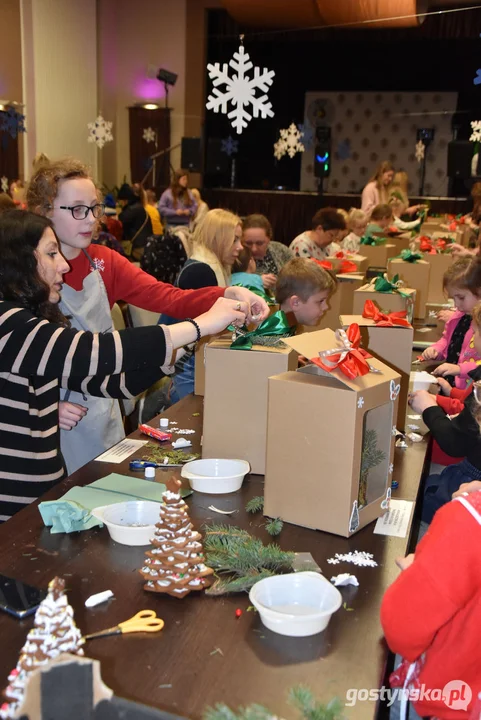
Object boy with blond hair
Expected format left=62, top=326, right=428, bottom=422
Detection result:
left=276, top=258, right=336, bottom=326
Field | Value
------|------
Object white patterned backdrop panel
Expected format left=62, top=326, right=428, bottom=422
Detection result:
left=300, top=91, right=458, bottom=197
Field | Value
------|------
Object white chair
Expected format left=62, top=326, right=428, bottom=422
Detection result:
left=127, top=305, right=160, bottom=327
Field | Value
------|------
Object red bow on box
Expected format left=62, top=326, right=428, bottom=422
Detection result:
left=419, top=237, right=448, bottom=254
left=310, top=324, right=372, bottom=380
left=313, top=258, right=358, bottom=274
left=362, top=299, right=412, bottom=328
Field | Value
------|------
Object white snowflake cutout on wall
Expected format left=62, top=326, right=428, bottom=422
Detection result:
left=87, top=115, right=113, bottom=149
left=415, top=140, right=425, bottom=163
left=143, top=127, right=156, bottom=143
left=221, top=136, right=239, bottom=156
left=206, top=44, right=275, bottom=134
left=357, top=396, right=365, bottom=409
left=470, top=120, right=481, bottom=143
left=0, top=176, right=8, bottom=193
left=273, top=123, right=305, bottom=160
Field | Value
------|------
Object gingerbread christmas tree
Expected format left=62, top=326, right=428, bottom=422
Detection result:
left=140, top=477, right=214, bottom=598
left=0, top=576, right=83, bottom=719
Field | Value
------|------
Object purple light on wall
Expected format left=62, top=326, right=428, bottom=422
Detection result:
left=133, top=78, right=166, bottom=101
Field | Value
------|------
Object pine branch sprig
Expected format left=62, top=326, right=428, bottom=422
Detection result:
left=264, top=517, right=283, bottom=536
left=245, top=496, right=264, bottom=513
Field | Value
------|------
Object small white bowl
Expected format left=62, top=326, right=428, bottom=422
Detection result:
left=91, top=501, right=160, bottom=546
left=181, top=458, right=250, bottom=494
left=249, top=572, right=342, bottom=637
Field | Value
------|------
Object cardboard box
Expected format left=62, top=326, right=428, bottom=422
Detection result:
left=264, top=329, right=400, bottom=537
left=358, top=243, right=397, bottom=269
left=387, top=258, right=430, bottom=319
left=341, top=315, right=413, bottom=431
left=302, top=273, right=365, bottom=332
left=456, top=225, right=476, bottom=248
left=326, top=254, right=368, bottom=274
left=425, top=301, right=454, bottom=331
left=202, top=337, right=298, bottom=474
left=423, top=252, right=455, bottom=304
left=388, top=233, right=412, bottom=255
left=353, top=283, right=416, bottom=322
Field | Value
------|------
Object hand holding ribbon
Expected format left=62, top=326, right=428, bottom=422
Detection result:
left=229, top=310, right=296, bottom=350
left=362, top=299, right=412, bottom=328
left=310, top=324, right=372, bottom=380
left=232, top=283, right=276, bottom=306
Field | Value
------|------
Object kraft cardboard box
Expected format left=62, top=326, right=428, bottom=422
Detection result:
left=388, top=233, right=411, bottom=255
left=425, top=301, right=454, bottom=330
left=387, top=258, right=430, bottom=319
left=326, top=254, right=368, bottom=274
left=202, top=337, right=298, bottom=474
left=264, top=329, right=400, bottom=537
left=358, top=243, right=397, bottom=269
left=194, top=337, right=210, bottom=396
left=302, top=273, right=365, bottom=332
left=341, top=315, right=413, bottom=431
left=353, top=283, right=416, bottom=322
left=423, top=252, right=455, bottom=304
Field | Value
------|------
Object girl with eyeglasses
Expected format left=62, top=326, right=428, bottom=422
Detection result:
left=27, top=158, right=268, bottom=475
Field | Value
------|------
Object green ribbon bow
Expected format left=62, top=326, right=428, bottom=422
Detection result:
left=360, top=234, right=387, bottom=247
left=398, top=249, right=422, bottom=263
left=372, top=273, right=409, bottom=298
left=229, top=310, right=296, bottom=350
left=232, top=283, right=276, bottom=305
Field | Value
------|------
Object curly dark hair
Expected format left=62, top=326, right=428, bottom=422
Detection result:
left=0, top=210, right=67, bottom=324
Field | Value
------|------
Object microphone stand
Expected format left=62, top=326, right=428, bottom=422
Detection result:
left=141, top=142, right=181, bottom=187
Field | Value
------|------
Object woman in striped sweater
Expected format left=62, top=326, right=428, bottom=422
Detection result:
left=0, top=210, right=248, bottom=522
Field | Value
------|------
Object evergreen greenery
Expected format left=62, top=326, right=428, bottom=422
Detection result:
left=359, top=429, right=386, bottom=506
left=245, top=496, right=264, bottom=513
left=245, top=497, right=284, bottom=536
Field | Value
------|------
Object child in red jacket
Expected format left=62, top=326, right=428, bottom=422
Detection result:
left=381, top=488, right=481, bottom=720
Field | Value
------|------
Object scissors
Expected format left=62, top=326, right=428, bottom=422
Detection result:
left=82, top=610, right=164, bottom=642
left=129, top=459, right=183, bottom=470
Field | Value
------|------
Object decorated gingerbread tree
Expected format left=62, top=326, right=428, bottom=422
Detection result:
left=140, top=477, right=214, bottom=598
left=0, top=576, right=83, bottom=719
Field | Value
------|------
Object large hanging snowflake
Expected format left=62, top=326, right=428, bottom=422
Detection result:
left=206, top=44, right=275, bottom=134
left=298, top=123, right=314, bottom=150
left=143, top=127, right=156, bottom=143
left=415, top=140, right=425, bottom=163
left=273, top=123, right=305, bottom=160
left=221, top=135, right=239, bottom=156
left=87, top=114, right=113, bottom=149
left=1, top=176, right=8, bottom=193
left=0, top=107, right=26, bottom=139
left=470, top=120, right=481, bottom=143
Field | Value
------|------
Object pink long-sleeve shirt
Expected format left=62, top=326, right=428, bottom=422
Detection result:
left=361, top=181, right=380, bottom=216
left=431, top=309, right=481, bottom=388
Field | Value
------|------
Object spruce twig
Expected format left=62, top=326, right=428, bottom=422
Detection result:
left=264, top=517, right=283, bottom=536
left=245, top=496, right=264, bottom=513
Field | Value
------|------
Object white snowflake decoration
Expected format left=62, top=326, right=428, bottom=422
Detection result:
left=415, top=140, right=425, bottom=163
left=87, top=114, right=113, bottom=149
left=1, top=176, right=8, bottom=193
left=327, top=551, right=377, bottom=568
left=206, top=44, right=275, bottom=134
left=90, top=258, right=106, bottom=273
left=389, top=463, right=394, bottom=474
left=273, top=123, right=305, bottom=160
left=357, top=396, right=364, bottom=409
left=221, top=135, right=239, bottom=156
left=143, top=127, right=156, bottom=144
left=470, top=120, right=481, bottom=143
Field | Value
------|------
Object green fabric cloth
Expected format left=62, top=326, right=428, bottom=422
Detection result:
left=39, top=473, right=191, bottom=534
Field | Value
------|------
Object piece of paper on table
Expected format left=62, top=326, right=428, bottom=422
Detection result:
left=95, top=438, right=148, bottom=463
left=416, top=327, right=432, bottom=333
left=330, top=573, right=359, bottom=587
left=408, top=414, right=421, bottom=420
left=293, top=552, right=322, bottom=574
left=374, top=499, right=414, bottom=538
left=410, top=371, right=437, bottom=392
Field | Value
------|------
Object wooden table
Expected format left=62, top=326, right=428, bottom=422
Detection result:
left=0, top=395, right=430, bottom=720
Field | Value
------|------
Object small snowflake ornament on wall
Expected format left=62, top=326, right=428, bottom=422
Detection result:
left=415, top=140, right=425, bottom=163
left=221, top=136, right=239, bottom=156
left=1, top=176, right=8, bottom=193
left=87, top=114, right=113, bottom=149
left=470, top=120, right=481, bottom=143
left=273, top=123, right=305, bottom=160
left=143, top=127, right=156, bottom=144
left=206, top=39, right=275, bottom=134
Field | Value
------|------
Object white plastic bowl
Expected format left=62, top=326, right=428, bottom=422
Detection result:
left=249, top=572, right=342, bottom=637
left=181, top=458, right=250, bottom=494
left=91, top=501, right=160, bottom=546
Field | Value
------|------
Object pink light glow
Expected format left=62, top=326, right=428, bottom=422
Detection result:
left=133, top=78, right=166, bottom=102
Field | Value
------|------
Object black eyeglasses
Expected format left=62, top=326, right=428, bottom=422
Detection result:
left=58, top=203, right=105, bottom=220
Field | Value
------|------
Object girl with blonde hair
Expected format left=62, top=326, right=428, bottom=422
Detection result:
left=341, top=208, right=368, bottom=253
left=361, top=160, right=395, bottom=216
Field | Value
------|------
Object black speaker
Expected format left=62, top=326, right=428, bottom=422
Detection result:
left=447, top=141, right=473, bottom=180
left=205, top=138, right=229, bottom=174
left=181, top=137, right=202, bottom=172
left=314, top=126, right=332, bottom=178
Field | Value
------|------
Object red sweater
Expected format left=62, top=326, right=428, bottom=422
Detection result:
left=381, top=493, right=481, bottom=719
left=432, top=388, right=472, bottom=466
left=64, top=245, right=224, bottom=317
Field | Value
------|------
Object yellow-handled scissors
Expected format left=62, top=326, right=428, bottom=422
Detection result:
left=82, top=610, right=164, bottom=642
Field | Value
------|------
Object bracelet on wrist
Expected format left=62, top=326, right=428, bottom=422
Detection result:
left=185, top=318, right=202, bottom=346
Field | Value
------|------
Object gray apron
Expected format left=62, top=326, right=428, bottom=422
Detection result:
left=59, top=251, right=124, bottom=475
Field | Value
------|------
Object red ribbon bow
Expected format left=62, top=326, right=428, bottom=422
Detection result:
left=310, top=324, right=372, bottom=380
left=419, top=237, right=448, bottom=254
left=362, top=299, right=412, bottom=328
left=312, top=258, right=358, bottom=274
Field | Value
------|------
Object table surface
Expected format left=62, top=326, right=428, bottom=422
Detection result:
left=0, top=393, right=430, bottom=720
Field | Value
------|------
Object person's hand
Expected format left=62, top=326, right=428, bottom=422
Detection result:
left=261, top=273, right=277, bottom=290
left=298, top=355, right=309, bottom=367
left=195, top=297, right=248, bottom=336
left=437, top=309, right=455, bottom=323
left=408, top=390, right=437, bottom=414
left=448, top=243, right=474, bottom=258
left=452, top=481, right=481, bottom=499
left=421, top=346, right=439, bottom=360
left=175, top=209, right=184, bottom=216
left=436, top=377, right=452, bottom=396
left=395, top=553, right=415, bottom=571
left=59, top=401, right=88, bottom=431
left=432, top=363, right=460, bottom=378
left=182, top=209, right=191, bottom=216
left=224, top=286, right=269, bottom=323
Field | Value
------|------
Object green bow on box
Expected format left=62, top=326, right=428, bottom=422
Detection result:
left=229, top=310, right=296, bottom=350
left=360, top=234, right=387, bottom=247
left=232, top=283, right=276, bottom=305
left=372, top=273, right=410, bottom=298
left=398, top=249, right=422, bottom=263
